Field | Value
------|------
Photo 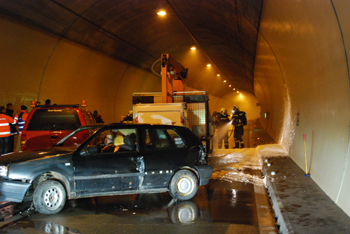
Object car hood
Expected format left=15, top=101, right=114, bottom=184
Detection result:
left=0, top=147, right=76, bottom=165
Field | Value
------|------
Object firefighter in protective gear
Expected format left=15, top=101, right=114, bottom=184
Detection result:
left=232, top=105, right=247, bottom=148
left=121, top=110, right=133, bottom=123
left=215, top=108, right=231, bottom=149
left=18, top=105, right=28, bottom=135
left=0, top=106, right=18, bottom=155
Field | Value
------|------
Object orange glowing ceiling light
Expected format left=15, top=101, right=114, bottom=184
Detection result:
left=157, top=11, right=166, bottom=16
left=236, top=90, right=239, bottom=93
left=217, top=74, right=220, bottom=77
left=223, top=80, right=226, bottom=82
left=229, top=85, right=231, bottom=87
left=207, top=64, right=211, bottom=67
left=190, top=46, right=196, bottom=50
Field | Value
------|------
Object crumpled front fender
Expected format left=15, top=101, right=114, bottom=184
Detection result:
left=0, top=179, right=31, bottom=203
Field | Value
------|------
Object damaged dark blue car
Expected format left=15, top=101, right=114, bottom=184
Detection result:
left=0, top=123, right=212, bottom=214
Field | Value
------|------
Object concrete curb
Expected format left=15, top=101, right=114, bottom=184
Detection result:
left=263, top=165, right=294, bottom=234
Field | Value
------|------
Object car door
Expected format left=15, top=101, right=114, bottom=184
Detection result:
left=141, top=126, right=188, bottom=189
left=72, top=127, right=144, bottom=195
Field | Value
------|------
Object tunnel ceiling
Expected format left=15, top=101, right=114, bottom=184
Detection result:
left=0, top=0, right=263, bottom=97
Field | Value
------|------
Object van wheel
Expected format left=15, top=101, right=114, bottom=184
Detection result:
left=169, top=170, right=198, bottom=201
left=33, top=180, right=66, bottom=214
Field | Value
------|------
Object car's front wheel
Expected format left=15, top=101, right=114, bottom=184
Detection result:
left=33, top=180, right=66, bottom=214
left=169, top=170, right=198, bottom=201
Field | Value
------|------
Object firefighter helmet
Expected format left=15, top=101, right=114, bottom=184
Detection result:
left=220, top=108, right=227, bottom=115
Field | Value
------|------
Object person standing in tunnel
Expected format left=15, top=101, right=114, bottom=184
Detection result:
left=215, top=108, right=231, bottom=149
left=44, top=99, right=51, bottom=105
left=121, top=110, right=133, bottom=123
left=93, top=110, right=104, bottom=123
left=5, top=103, right=18, bottom=153
left=18, top=105, right=28, bottom=135
left=232, top=105, right=247, bottom=148
left=0, top=106, right=18, bottom=155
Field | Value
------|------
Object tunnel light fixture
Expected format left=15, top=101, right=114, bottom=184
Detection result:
left=217, top=74, right=220, bottom=77
left=236, top=90, right=239, bottom=93
left=229, top=85, right=231, bottom=87
left=207, top=64, right=211, bottom=67
left=233, top=88, right=236, bottom=90
left=190, top=46, right=196, bottom=50
left=157, top=11, right=166, bottom=16
left=223, top=80, right=226, bottom=83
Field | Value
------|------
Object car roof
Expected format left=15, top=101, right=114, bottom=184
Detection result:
left=33, top=104, right=81, bottom=108
left=80, top=123, right=185, bottom=128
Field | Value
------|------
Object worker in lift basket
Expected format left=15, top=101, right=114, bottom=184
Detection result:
left=215, top=108, right=231, bottom=149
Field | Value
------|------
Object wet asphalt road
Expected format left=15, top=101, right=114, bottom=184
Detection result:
left=0, top=179, right=269, bottom=234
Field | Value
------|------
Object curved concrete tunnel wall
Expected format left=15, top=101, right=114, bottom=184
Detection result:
left=255, top=0, right=350, bottom=216
left=1, top=13, right=261, bottom=124
left=0, top=15, right=161, bottom=123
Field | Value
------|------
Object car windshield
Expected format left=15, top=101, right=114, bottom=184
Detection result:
left=54, top=126, right=102, bottom=148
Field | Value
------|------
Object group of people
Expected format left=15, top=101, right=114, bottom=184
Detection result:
left=215, top=105, right=247, bottom=149
left=93, top=110, right=133, bottom=124
left=0, top=103, right=28, bottom=155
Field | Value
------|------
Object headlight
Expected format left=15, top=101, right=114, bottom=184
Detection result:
left=0, top=166, right=8, bottom=177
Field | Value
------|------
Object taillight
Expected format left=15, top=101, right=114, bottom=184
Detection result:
left=135, top=116, right=138, bottom=123
left=21, top=134, right=26, bottom=150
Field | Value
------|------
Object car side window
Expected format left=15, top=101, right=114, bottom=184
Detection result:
left=82, top=128, right=137, bottom=155
left=144, top=128, right=185, bottom=149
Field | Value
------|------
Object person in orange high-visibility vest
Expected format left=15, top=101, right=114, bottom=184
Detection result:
left=18, top=105, right=28, bottom=135
left=0, top=106, right=18, bottom=155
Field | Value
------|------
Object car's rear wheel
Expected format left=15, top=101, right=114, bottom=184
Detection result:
left=33, top=180, right=66, bottom=214
left=169, top=170, right=198, bottom=201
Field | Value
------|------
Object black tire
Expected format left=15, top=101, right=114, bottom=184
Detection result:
left=169, top=170, right=198, bottom=201
left=33, top=180, right=66, bottom=215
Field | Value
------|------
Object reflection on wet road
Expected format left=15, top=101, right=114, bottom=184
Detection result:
left=0, top=178, right=267, bottom=234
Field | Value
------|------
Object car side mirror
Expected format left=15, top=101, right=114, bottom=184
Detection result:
left=81, top=145, right=99, bottom=155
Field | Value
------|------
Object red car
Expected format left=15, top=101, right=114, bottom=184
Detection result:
left=21, top=104, right=95, bottom=150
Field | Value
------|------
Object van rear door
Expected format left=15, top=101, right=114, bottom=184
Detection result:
left=24, top=109, right=81, bottom=150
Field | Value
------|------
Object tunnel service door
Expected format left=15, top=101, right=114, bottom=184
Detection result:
left=73, top=127, right=144, bottom=195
